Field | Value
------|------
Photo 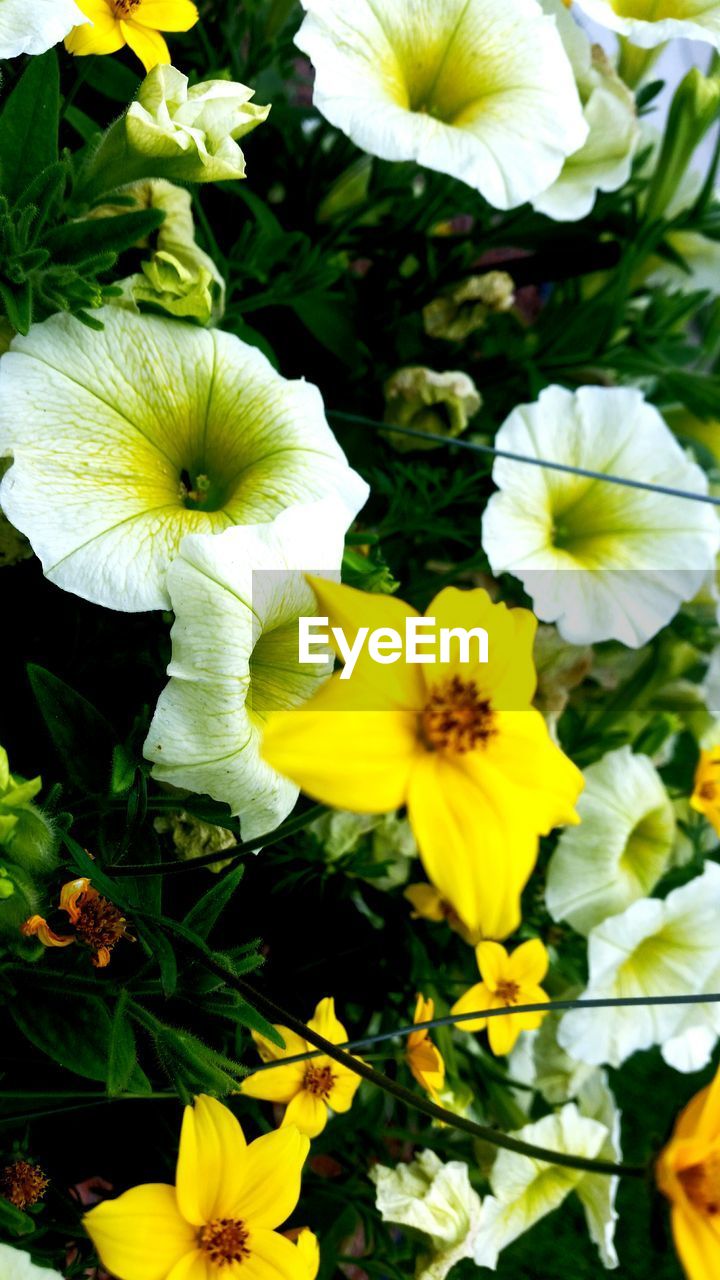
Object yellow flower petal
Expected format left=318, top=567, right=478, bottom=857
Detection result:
left=252, top=1026, right=309, bottom=1064
left=464, top=709, right=583, bottom=835
left=176, top=1095, right=247, bottom=1227
left=83, top=1184, right=195, bottom=1280
left=306, top=997, right=348, bottom=1046
left=234, top=1127, right=309, bottom=1228
left=670, top=1203, right=720, bottom=1280
left=262, top=689, right=419, bottom=813
left=451, top=982, right=489, bottom=1034
left=245, top=1228, right=312, bottom=1280
left=121, top=17, right=170, bottom=69
left=132, top=0, right=198, bottom=31
left=282, top=1090, right=329, bottom=1139
left=327, top=1064, right=362, bottom=1114
left=508, top=938, right=549, bottom=986
left=240, top=1062, right=306, bottom=1103
left=167, top=1252, right=216, bottom=1280
left=294, top=1228, right=321, bottom=1280
left=407, top=752, right=539, bottom=940
left=487, top=1010, right=520, bottom=1057
left=422, top=586, right=537, bottom=709
left=65, top=7, right=124, bottom=55
left=476, top=941, right=510, bottom=990
left=307, top=576, right=424, bottom=711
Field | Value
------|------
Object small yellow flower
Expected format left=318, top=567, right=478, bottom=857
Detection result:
left=83, top=1095, right=310, bottom=1280
left=657, top=1062, right=720, bottom=1280
left=404, top=883, right=474, bottom=944
left=262, top=581, right=582, bottom=942
left=240, top=997, right=362, bottom=1139
left=406, top=994, right=445, bottom=1103
left=65, top=0, right=198, bottom=72
left=21, top=876, right=132, bottom=968
left=451, top=939, right=550, bottom=1057
left=690, top=747, right=720, bottom=835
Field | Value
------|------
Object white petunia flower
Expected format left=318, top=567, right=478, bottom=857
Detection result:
left=371, top=1149, right=484, bottom=1280
left=0, top=308, right=368, bottom=613
left=144, top=502, right=350, bottom=840
left=0, top=1245, right=64, bottom=1280
left=558, top=862, right=720, bottom=1072
left=573, top=0, right=720, bottom=49
left=532, top=1, right=638, bottom=222
left=481, top=385, right=720, bottom=647
left=475, top=1104, right=615, bottom=1270
left=0, top=0, right=87, bottom=58
left=546, top=746, right=676, bottom=935
left=295, top=0, right=588, bottom=211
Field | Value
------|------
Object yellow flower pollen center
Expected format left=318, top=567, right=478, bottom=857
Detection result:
left=0, top=1160, right=49, bottom=1210
left=699, top=781, right=718, bottom=803
left=303, top=1064, right=335, bottom=1099
left=679, top=1152, right=720, bottom=1216
left=496, top=979, right=521, bottom=1005
left=112, top=0, right=142, bottom=14
left=421, top=676, right=495, bottom=754
left=199, top=1218, right=251, bottom=1266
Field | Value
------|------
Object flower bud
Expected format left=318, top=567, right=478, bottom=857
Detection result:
left=383, top=367, right=481, bottom=452
left=0, top=747, right=58, bottom=874
left=645, top=68, right=720, bottom=221
left=75, top=66, right=270, bottom=204
left=423, top=272, right=515, bottom=341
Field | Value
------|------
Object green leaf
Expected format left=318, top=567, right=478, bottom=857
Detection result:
left=28, top=664, right=117, bottom=793
left=11, top=986, right=145, bottom=1088
left=42, top=208, right=165, bottom=265
left=137, top=921, right=178, bottom=997
left=293, top=295, right=361, bottom=367
left=82, top=56, right=141, bottom=103
left=107, top=993, right=139, bottom=1096
left=0, top=51, right=59, bottom=204
left=182, top=863, right=244, bottom=941
left=64, top=105, right=102, bottom=145
left=0, top=1196, right=34, bottom=1237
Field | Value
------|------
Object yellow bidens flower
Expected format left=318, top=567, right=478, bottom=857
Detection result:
left=451, top=939, right=550, bottom=1056
left=83, top=1094, right=310, bottom=1280
left=21, top=877, right=131, bottom=968
left=66, top=0, right=198, bottom=73
left=262, top=582, right=582, bottom=941
left=690, top=747, right=720, bottom=835
left=407, top=995, right=445, bottom=1103
left=240, top=998, right=362, bottom=1139
left=657, top=1063, right=720, bottom=1280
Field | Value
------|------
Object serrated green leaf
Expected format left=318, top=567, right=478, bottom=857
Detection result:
left=42, top=208, right=165, bottom=265
left=107, top=993, right=139, bottom=1096
left=0, top=51, right=59, bottom=204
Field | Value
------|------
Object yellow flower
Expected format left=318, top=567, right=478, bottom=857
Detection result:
left=240, top=997, right=362, bottom=1139
left=407, top=994, right=445, bottom=1103
left=657, top=1063, right=720, bottom=1280
left=451, top=939, right=550, bottom=1056
left=65, top=0, right=198, bottom=72
left=262, top=582, right=582, bottom=941
left=83, top=1094, right=310, bottom=1280
left=690, top=747, right=720, bottom=835
left=290, top=1228, right=320, bottom=1280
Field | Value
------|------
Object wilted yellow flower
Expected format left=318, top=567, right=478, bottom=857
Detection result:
left=383, top=366, right=482, bottom=452
left=657, top=1062, right=720, bottom=1280
left=21, top=876, right=132, bottom=968
left=66, top=0, right=198, bottom=72
left=263, top=582, right=582, bottom=941
left=84, top=1095, right=310, bottom=1280
left=690, top=747, right=720, bottom=835
left=407, top=995, right=445, bottom=1102
left=423, top=273, right=515, bottom=341
left=240, top=997, right=363, bottom=1138
left=452, top=939, right=550, bottom=1056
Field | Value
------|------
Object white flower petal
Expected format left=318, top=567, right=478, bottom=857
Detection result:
left=295, top=0, right=587, bottom=210
left=144, top=501, right=350, bottom=839
left=372, top=1150, right=483, bottom=1280
left=474, top=1104, right=608, bottom=1270
left=481, top=385, right=720, bottom=646
left=575, top=1073, right=621, bottom=1269
left=546, top=746, right=676, bottom=935
left=0, top=1246, right=64, bottom=1280
left=573, top=0, right=720, bottom=49
left=533, top=2, right=638, bottom=221
left=0, top=0, right=87, bottom=58
left=0, top=309, right=368, bottom=612
left=558, top=862, right=720, bottom=1069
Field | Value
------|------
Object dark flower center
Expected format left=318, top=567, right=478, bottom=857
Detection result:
left=303, top=1064, right=335, bottom=1099
left=0, top=1160, right=49, bottom=1210
left=199, top=1217, right=251, bottom=1265
left=421, top=677, right=495, bottom=753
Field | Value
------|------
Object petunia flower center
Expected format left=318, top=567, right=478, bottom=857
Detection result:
left=421, top=677, right=495, bottom=754
left=112, top=0, right=142, bottom=15
left=678, top=1152, right=720, bottom=1216
left=303, top=1064, right=335, bottom=1099
left=178, top=469, right=230, bottom=512
left=199, top=1217, right=251, bottom=1265
left=495, top=979, right=521, bottom=1005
